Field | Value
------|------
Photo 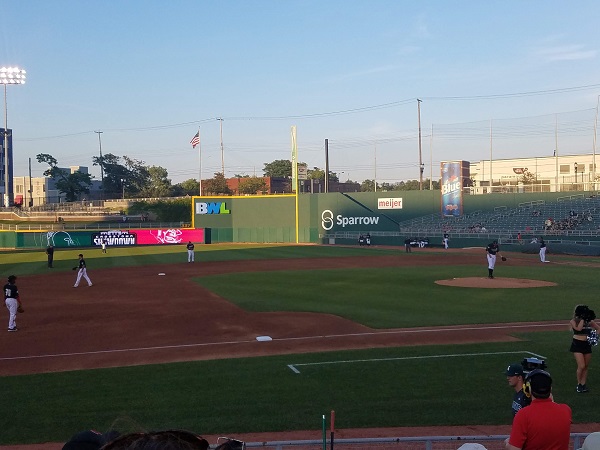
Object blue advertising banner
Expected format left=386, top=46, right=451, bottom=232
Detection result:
left=441, top=161, right=463, bottom=217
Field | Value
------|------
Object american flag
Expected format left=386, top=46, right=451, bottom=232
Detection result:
left=190, top=131, right=200, bottom=148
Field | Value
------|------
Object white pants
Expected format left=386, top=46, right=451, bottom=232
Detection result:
left=487, top=253, right=496, bottom=269
left=540, top=247, right=546, bottom=262
left=74, top=268, right=92, bottom=287
left=188, top=249, right=194, bottom=262
left=443, top=239, right=449, bottom=249
left=5, top=298, right=17, bottom=329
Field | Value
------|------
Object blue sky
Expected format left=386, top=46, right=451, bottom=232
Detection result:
left=2, top=1, right=600, bottom=184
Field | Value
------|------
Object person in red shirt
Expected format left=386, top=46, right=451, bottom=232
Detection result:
left=506, top=369, right=571, bottom=450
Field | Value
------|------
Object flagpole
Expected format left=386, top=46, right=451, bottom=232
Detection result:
left=198, top=127, right=202, bottom=196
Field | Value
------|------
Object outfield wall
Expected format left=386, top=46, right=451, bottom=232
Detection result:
left=191, top=191, right=588, bottom=244
left=2, top=228, right=205, bottom=249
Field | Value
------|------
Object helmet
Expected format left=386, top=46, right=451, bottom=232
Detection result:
left=7, top=275, right=17, bottom=283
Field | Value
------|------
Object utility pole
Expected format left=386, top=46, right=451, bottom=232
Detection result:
left=218, top=118, right=225, bottom=175
left=324, top=138, right=329, bottom=193
left=94, top=131, right=104, bottom=198
left=417, top=99, right=423, bottom=190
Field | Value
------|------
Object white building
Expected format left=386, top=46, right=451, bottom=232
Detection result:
left=469, top=153, right=598, bottom=194
left=13, top=166, right=102, bottom=206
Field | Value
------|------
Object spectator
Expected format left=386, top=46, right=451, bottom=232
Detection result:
left=579, top=432, right=600, bottom=450
left=63, top=430, right=120, bottom=450
left=506, top=369, right=571, bottom=450
left=98, top=430, right=209, bottom=450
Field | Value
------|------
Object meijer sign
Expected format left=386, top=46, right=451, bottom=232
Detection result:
left=378, top=197, right=402, bottom=210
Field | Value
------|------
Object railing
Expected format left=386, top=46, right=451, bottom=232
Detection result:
left=243, top=434, right=588, bottom=450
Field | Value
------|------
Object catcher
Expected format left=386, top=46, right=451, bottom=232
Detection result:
left=4, top=274, right=23, bottom=332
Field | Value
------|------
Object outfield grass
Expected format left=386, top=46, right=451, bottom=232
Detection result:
left=1, top=245, right=599, bottom=445
left=195, top=264, right=592, bottom=327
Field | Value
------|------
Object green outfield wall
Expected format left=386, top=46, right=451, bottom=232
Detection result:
left=192, top=191, right=586, bottom=244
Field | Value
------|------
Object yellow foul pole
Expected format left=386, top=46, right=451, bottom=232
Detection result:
left=291, top=126, right=299, bottom=243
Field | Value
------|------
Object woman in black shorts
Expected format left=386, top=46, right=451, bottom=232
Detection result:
left=569, top=304, right=600, bottom=393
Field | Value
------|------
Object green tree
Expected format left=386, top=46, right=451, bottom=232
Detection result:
left=122, top=156, right=150, bottom=197
left=36, top=153, right=93, bottom=202
left=203, top=173, right=231, bottom=195
left=263, top=159, right=292, bottom=178
left=360, top=179, right=379, bottom=192
left=139, top=166, right=172, bottom=198
left=173, top=178, right=200, bottom=196
left=238, top=176, right=267, bottom=195
left=92, top=153, right=131, bottom=199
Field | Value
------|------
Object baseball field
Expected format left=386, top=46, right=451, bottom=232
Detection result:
left=1, top=243, right=600, bottom=447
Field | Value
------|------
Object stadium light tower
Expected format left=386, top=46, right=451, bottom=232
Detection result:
left=1, top=66, right=26, bottom=207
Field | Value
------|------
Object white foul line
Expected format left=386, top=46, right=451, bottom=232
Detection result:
left=287, top=351, right=547, bottom=374
left=0, top=323, right=561, bottom=362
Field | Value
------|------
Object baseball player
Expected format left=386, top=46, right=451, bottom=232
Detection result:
left=46, top=244, right=54, bottom=268
left=73, top=253, right=93, bottom=287
left=505, top=363, right=531, bottom=417
left=4, top=275, right=21, bottom=331
left=443, top=233, right=449, bottom=249
left=539, top=238, right=548, bottom=263
left=486, top=240, right=500, bottom=279
left=101, top=238, right=107, bottom=254
left=186, top=241, right=195, bottom=262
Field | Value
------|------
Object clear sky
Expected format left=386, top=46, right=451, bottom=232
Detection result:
left=2, top=1, right=600, bottom=185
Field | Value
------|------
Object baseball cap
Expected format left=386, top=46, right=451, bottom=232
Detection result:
left=527, top=370, right=552, bottom=398
left=504, top=363, right=524, bottom=377
left=62, top=430, right=120, bottom=450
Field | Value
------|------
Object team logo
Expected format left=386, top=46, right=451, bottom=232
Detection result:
left=321, top=209, right=334, bottom=231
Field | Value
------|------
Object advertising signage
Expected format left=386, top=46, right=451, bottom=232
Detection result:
left=91, top=229, right=205, bottom=247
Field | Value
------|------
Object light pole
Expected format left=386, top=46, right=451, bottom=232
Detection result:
left=95, top=131, right=104, bottom=198
left=1, top=66, right=26, bottom=207
left=574, top=162, right=578, bottom=184
left=417, top=99, right=423, bottom=190
left=121, top=178, right=125, bottom=199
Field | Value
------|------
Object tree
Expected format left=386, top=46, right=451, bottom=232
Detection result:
left=36, top=153, right=93, bottom=202
left=519, top=169, right=538, bottom=184
left=238, top=176, right=267, bottom=195
left=203, top=173, right=231, bottom=195
left=306, top=167, right=339, bottom=182
left=307, top=167, right=325, bottom=180
left=360, top=179, right=379, bottom=192
left=263, top=159, right=292, bottom=178
left=92, top=153, right=162, bottom=199
left=139, top=166, right=172, bottom=198
left=173, top=178, right=200, bottom=196
left=92, top=153, right=130, bottom=199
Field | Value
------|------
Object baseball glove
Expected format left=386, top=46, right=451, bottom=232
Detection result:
left=17, top=303, right=24, bottom=313
left=501, top=256, right=507, bottom=261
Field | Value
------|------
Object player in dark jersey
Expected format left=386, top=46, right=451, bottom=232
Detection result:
left=186, top=241, right=195, bottom=262
left=4, top=275, right=20, bottom=331
left=486, top=240, right=500, bottom=278
left=73, top=254, right=93, bottom=287
left=505, top=363, right=531, bottom=417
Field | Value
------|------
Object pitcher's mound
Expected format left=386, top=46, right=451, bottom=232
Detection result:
left=435, top=277, right=557, bottom=288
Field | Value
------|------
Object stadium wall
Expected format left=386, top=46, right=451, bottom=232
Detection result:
left=192, top=191, right=585, bottom=243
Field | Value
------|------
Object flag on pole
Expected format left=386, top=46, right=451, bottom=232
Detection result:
left=190, top=131, right=200, bottom=149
